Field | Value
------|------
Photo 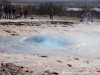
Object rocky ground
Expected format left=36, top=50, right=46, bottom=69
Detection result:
left=0, top=19, right=75, bottom=36
left=0, top=53, right=100, bottom=75
left=0, top=18, right=100, bottom=75
left=0, top=63, right=33, bottom=75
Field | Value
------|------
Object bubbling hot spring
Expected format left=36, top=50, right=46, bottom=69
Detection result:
left=24, top=35, right=73, bottom=47
left=0, top=21, right=100, bottom=57
left=0, top=33, right=100, bottom=57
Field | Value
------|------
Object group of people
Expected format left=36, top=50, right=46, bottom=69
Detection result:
left=0, top=6, right=28, bottom=19
left=80, top=10, right=93, bottom=22
left=3, top=6, right=17, bottom=19
left=0, top=6, right=93, bottom=22
left=49, top=8, right=93, bottom=22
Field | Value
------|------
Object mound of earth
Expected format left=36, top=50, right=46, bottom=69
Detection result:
left=0, top=63, right=33, bottom=75
left=0, top=21, right=74, bottom=26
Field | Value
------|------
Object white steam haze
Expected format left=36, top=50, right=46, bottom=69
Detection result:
left=0, top=20, right=100, bottom=57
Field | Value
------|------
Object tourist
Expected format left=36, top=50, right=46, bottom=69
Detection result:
left=50, top=8, right=54, bottom=20
left=8, top=6, right=12, bottom=19
left=4, top=6, right=8, bottom=19
left=86, top=11, right=93, bottom=22
left=20, top=11, right=23, bottom=18
left=12, top=7, right=17, bottom=19
left=80, top=10, right=85, bottom=22
left=24, top=9, right=28, bottom=18
left=80, top=10, right=93, bottom=22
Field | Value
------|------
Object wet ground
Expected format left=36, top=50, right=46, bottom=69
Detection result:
left=0, top=20, right=100, bottom=57
left=0, top=32, right=100, bottom=57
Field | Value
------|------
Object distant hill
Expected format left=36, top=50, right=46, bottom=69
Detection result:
left=10, top=0, right=100, bottom=7
left=10, top=0, right=100, bottom=3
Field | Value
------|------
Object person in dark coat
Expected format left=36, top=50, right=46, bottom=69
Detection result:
left=50, top=8, right=54, bottom=20
left=4, top=6, right=8, bottom=19
left=8, top=6, right=12, bottom=19
left=12, top=7, right=17, bottom=19
left=24, top=9, right=28, bottom=18
left=20, top=11, right=23, bottom=18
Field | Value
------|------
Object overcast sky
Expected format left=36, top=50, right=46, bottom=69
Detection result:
left=11, top=0, right=99, bottom=2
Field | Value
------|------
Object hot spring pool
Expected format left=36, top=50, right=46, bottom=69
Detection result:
left=24, top=35, right=74, bottom=47
left=0, top=33, right=100, bottom=57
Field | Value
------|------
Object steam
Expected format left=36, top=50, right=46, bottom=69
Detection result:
left=0, top=22, right=100, bottom=57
